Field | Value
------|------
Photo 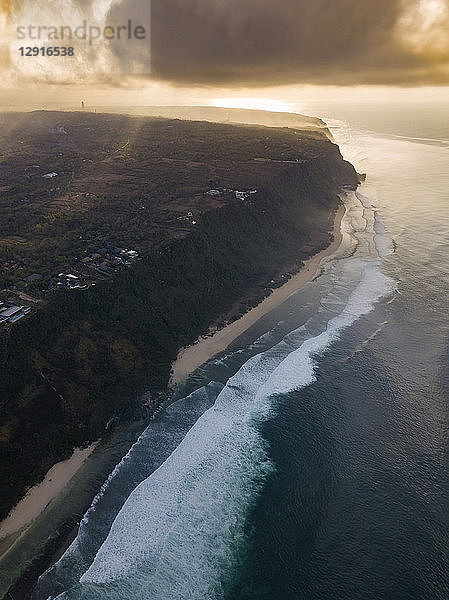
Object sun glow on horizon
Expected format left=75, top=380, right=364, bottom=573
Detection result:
left=209, top=97, right=296, bottom=113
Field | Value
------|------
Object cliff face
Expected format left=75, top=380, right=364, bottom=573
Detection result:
left=0, top=113, right=358, bottom=519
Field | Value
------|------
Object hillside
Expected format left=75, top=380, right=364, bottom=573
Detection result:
left=0, top=111, right=359, bottom=520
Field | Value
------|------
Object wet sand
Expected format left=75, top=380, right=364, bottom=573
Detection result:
left=170, top=203, right=346, bottom=385
left=0, top=443, right=98, bottom=559
left=0, top=201, right=345, bottom=565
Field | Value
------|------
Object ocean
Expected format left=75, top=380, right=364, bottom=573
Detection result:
left=32, top=102, right=449, bottom=600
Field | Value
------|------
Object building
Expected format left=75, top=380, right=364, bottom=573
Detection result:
left=235, top=190, right=258, bottom=201
left=0, top=306, right=24, bottom=319
left=0, top=305, right=29, bottom=324
left=9, top=313, right=25, bottom=323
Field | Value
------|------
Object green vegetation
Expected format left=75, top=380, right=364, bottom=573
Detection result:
left=0, top=111, right=358, bottom=519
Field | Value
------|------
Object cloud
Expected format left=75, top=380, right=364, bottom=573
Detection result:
left=2, top=0, right=151, bottom=85
left=2, top=0, right=449, bottom=87
left=0, top=0, right=11, bottom=77
left=147, top=0, right=449, bottom=85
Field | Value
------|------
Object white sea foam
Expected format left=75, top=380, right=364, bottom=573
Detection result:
left=80, top=387, right=273, bottom=596
left=258, top=262, right=393, bottom=399
left=373, top=212, right=395, bottom=258
left=79, top=257, right=394, bottom=598
left=47, top=187, right=397, bottom=599
left=35, top=384, right=224, bottom=600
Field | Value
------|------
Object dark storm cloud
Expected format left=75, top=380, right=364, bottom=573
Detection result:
left=8, top=0, right=447, bottom=86
left=144, top=0, right=449, bottom=85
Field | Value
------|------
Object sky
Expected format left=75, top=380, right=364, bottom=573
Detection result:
left=0, top=0, right=449, bottom=106
left=150, top=0, right=449, bottom=86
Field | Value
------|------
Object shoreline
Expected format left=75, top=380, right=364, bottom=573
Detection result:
left=0, top=198, right=347, bottom=597
left=0, top=443, right=98, bottom=560
left=170, top=202, right=346, bottom=385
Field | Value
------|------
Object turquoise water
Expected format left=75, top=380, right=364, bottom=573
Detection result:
left=34, top=103, right=449, bottom=599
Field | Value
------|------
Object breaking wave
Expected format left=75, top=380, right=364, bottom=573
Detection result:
left=48, top=192, right=394, bottom=600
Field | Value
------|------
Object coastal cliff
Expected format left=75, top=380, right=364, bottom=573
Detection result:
left=0, top=112, right=358, bottom=522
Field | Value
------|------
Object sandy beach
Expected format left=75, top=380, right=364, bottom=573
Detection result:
left=171, top=202, right=346, bottom=385
left=0, top=201, right=345, bottom=564
left=0, top=443, right=98, bottom=558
